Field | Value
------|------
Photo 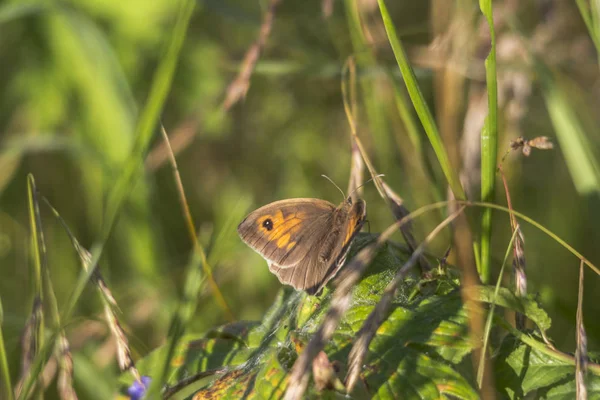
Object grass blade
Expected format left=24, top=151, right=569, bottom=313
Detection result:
left=43, top=197, right=141, bottom=383
left=0, top=296, right=14, bottom=400
left=96, top=0, right=196, bottom=250
left=0, top=3, right=49, bottom=25
left=160, top=125, right=234, bottom=321
left=575, top=260, right=588, bottom=400
left=479, top=0, right=498, bottom=284
left=27, top=174, right=44, bottom=344
left=19, top=0, right=196, bottom=397
left=376, top=0, right=466, bottom=201
left=477, top=228, right=519, bottom=387
left=17, top=175, right=46, bottom=398
left=344, top=0, right=392, bottom=169
left=541, top=71, right=600, bottom=195
left=575, top=0, right=600, bottom=54
left=145, top=244, right=206, bottom=398
left=28, top=175, right=77, bottom=399
left=346, top=207, right=466, bottom=392
left=390, top=73, right=444, bottom=205
left=285, top=216, right=420, bottom=399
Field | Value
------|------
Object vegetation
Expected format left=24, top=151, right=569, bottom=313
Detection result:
left=0, top=0, right=599, bottom=398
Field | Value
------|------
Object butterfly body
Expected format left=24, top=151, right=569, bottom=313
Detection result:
left=237, top=197, right=366, bottom=295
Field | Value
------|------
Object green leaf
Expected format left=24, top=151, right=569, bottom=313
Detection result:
left=495, top=334, right=600, bottom=399
left=124, top=235, right=479, bottom=398
left=122, top=234, right=596, bottom=398
left=476, top=286, right=552, bottom=332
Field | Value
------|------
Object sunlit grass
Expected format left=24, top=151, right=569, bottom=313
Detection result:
left=2, top=0, right=600, bottom=397
left=479, top=0, right=498, bottom=284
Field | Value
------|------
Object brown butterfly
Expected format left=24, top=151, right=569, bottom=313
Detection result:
left=237, top=197, right=366, bottom=295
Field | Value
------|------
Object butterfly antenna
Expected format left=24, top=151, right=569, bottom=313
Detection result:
left=321, top=175, right=346, bottom=201
left=348, top=174, right=385, bottom=199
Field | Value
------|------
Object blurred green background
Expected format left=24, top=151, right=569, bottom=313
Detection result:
left=1, top=0, right=599, bottom=397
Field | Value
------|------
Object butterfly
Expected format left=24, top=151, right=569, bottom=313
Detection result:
left=237, top=196, right=366, bottom=295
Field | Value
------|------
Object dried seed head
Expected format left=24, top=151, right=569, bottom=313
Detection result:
left=528, top=136, right=554, bottom=150
left=509, top=136, right=553, bottom=157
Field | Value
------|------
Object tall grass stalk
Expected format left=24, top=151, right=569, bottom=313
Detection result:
left=343, top=0, right=391, bottom=169
left=376, top=0, right=484, bottom=279
left=0, top=297, right=14, bottom=400
left=20, top=0, right=196, bottom=397
left=479, top=0, right=498, bottom=283
left=376, top=0, right=466, bottom=201
left=541, top=72, right=600, bottom=195
left=390, top=75, right=443, bottom=204
left=575, top=0, right=600, bottom=55
left=478, top=228, right=519, bottom=387
left=145, top=247, right=206, bottom=398
left=160, top=125, right=234, bottom=321
left=23, top=175, right=44, bottom=399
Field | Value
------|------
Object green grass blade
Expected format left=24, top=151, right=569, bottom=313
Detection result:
left=377, top=0, right=482, bottom=276
left=0, top=3, right=49, bottom=25
left=28, top=176, right=63, bottom=330
left=23, top=175, right=44, bottom=398
left=62, top=0, right=196, bottom=325
left=26, top=174, right=44, bottom=325
left=478, top=228, right=518, bottom=387
left=479, top=0, right=498, bottom=284
left=26, top=175, right=71, bottom=399
left=510, top=18, right=600, bottom=196
left=344, top=0, right=391, bottom=169
left=20, top=178, right=99, bottom=399
left=20, top=0, right=196, bottom=397
left=145, top=246, right=206, bottom=398
left=391, top=78, right=422, bottom=155
left=376, top=0, right=466, bottom=200
left=16, top=331, right=59, bottom=400
left=541, top=72, right=600, bottom=195
left=43, top=196, right=141, bottom=381
left=390, top=74, right=438, bottom=186
left=0, top=297, right=14, bottom=400
left=575, top=0, right=600, bottom=54
left=97, top=0, right=196, bottom=251
left=17, top=252, right=100, bottom=400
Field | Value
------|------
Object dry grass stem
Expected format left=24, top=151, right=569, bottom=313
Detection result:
left=576, top=260, right=588, bottom=400
left=56, top=336, right=77, bottom=400
left=322, top=0, right=334, bottom=18
left=43, top=199, right=142, bottom=383
left=145, top=116, right=200, bottom=171
left=341, top=59, right=430, bottom=271
left=345, top=206, right=465, bottom=392
left=159, top=125, right=234, bottom=321
left=312, top=351, right=344, bottom=392
left=222, top=0, right=282, bottom=110
left=498, top=164, right=528, bottom=329
left=284, top=216, right=414, bottom=399
left=15, top=298, right=42, bottom=397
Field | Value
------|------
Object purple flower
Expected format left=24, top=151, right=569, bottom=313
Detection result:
left=127, top=376, right=151, bottom=400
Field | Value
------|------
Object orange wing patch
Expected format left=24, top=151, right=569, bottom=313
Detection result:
left=343, top=212, right=362, bottom=246
left=257, top=210, right=305, bottom=249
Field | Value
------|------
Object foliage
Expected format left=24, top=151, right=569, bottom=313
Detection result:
left=1, top=0, right=600, bottom=398
left=120, top=234, right=600, bottom=399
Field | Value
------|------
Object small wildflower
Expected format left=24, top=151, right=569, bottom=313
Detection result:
left=127, top=376, right=151, bottom=400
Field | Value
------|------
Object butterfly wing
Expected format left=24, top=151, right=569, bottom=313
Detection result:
left=237, top=198, right=336, bottom=268
left=269, top=199, right=366, bottom=295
